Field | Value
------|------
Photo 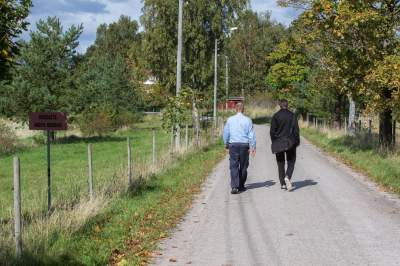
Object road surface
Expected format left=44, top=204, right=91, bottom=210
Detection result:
left=152, top=124, right=400, bottom=266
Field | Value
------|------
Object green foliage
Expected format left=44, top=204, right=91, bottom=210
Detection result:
left=74, top=54, right=139, bottom=114
left=2, top=17, right=83, bottom=120
left=227, top=11, right=286, bottom=95
left=162, top=88, right=193, bottom=130
left=74, top=16, right=143, bottom=130
left=141, top=0, right=248, bottom=93
left=0, top=0, right=32, bottom=80
left=77, top=106, right=116, bottom=137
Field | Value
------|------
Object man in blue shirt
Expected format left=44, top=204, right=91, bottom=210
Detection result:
left=223, top=102, right=256, bottom=194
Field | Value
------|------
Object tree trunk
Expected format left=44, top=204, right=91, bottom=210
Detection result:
left=379, top=109, right=393, bottom=148
left=348, top=96, right=356, bottom=135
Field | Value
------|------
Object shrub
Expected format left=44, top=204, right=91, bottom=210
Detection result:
left=0, top=120, right=19, bottom=154
left=114, top=111, right=143, bottom=129
left=78, top=109, right=116, bottom=137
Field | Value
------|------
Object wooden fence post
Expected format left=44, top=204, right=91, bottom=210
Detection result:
left=393, top=120, right=397, bottom=145
left=13, top=157, right=22, bottom=257
left=170, top=127, right=174, bottom=154
left=127, top=137, right=132, bottom=186
left=368, top=120, right=372, bottom=137
left=152, top=129, right=156, bottom=165
left=88, top=144, right=93, bottom=200
left=185, top=125, right=189, bottom=150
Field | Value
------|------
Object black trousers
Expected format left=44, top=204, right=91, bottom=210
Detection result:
left=275, top=147, right=296, bottom=186
left=229, top=144, right=249, bottom=189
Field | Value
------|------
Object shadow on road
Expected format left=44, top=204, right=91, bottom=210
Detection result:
left=292, top=179, right=318, bottom=191
left=246, top=180, right=276, bottom=190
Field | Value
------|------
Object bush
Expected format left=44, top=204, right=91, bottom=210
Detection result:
left=0, top=120, right=19, bottom=154
left=78, top=108, right=143, bottom=136
left=114, top=111, right=143, bottom=129
left=78, top=109, right=116, bottom=137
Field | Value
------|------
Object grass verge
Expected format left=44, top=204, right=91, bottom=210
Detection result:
left=5, top=141, right=224, bottom=266
left=301, top=127, right=400, bottom=195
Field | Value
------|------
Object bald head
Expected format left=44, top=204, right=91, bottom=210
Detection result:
left=235, top=102, right=244, bottom=113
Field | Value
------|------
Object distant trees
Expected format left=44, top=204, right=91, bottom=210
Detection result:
left=141, top=0, right=248, bottom=96
left=227, top=11, right=286, bottom=95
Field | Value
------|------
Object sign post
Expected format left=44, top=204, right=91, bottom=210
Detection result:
left=29, top=112, right=67, bottom=213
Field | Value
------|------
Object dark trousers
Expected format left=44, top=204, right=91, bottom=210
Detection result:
left=275, top=147, right=296, bottom=186
left=229, top=144, right=250, bottom=189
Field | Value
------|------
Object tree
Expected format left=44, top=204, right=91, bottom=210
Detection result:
left=2, top=17, right=82, bottom=120
left=73, top=16, right=142, bottom=132
left=141, top=0, right=248, bottom=94
left=280, top=0, right=400, bottom=146
left=0, top=0, right=32, bottom=80
left=227, top=11, right=286, bottom=95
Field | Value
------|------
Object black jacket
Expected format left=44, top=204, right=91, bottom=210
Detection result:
left=270, top=109, right=300, bottom=147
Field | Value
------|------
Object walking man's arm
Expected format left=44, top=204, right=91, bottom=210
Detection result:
left=223, top=120, right=230, bottom=151
left=249, top=120, right=256, bottom=157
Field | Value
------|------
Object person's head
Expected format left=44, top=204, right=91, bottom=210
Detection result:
left=235, top=102, right=244, bottom=113
left=278, top=99, right=289, bottom=109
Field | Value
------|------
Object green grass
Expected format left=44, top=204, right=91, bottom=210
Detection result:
left=302, top=127, right=400, bottom=194
left=0, top=128, right=170, bottom=220
left=5, top=141, right=224, bottom=266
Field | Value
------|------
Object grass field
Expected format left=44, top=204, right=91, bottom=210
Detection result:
left=301, top=127, right=400, bottom=195
left=0, top=114, right=224, bottom=265
left=0, top=127, right=170, bottom=220
left=3, top=137, right=224, bottom=266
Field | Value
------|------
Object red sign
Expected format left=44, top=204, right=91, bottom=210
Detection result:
left=29, top=112, right=68, bottom=131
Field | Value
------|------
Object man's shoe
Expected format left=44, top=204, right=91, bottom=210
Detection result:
left=281, top=185, right=287, bottom=190
left=238, top=186, right=247, bottom=192
left=231, top=188, right=239, bottom=194
left=284, top=177, right=294, bottom=191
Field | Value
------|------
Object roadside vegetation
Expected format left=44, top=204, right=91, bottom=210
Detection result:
left=2, top=139, right=224, bottom=266
left=301, top=124, right=400, bottom=195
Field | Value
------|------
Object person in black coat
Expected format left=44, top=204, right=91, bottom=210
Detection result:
left=270, top=99, right=300, bottom=191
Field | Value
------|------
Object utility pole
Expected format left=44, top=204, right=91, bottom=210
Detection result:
left=225, top=55, right=229, bottom=111
left=176, top=0, right=183, bottom=149
left=213, top=38, right=218, bottom=128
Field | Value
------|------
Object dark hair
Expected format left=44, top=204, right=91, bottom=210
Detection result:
left=279, top=99, right=289, bottom=109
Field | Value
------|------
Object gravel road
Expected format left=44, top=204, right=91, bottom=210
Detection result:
left=152, top=124, right=400, bottom=266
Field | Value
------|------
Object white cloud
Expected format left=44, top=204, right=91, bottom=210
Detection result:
left=25, top=0, right=299, bottom=53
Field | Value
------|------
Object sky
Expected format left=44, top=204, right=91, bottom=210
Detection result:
left=25, top=0, right=301, bottom=53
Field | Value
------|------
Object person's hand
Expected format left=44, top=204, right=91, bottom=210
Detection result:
left=250, top=149, right=256, bottom=157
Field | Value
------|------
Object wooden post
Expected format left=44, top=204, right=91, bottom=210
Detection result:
left=170, top=127, right=174, bottom=154
left=196, top=127, right=200, bottom=147
left=88, top=144, right=93, bottom=200
left=13, top=157, right=22, bottom=257
left=127, top=137, right=132, bottom=186
left=185, top=125, right=189, bottom=150
left=152, top=129, right=156, bottom=165
left=368, top=120, right=372, bottom=137
left=393, top=120, right=396, bottom=145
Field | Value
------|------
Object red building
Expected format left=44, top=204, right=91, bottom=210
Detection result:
left=218, top=97, right=245, bottom=111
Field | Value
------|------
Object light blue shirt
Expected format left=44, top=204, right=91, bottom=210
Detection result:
left=223, top=112, right=256, bottom=149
